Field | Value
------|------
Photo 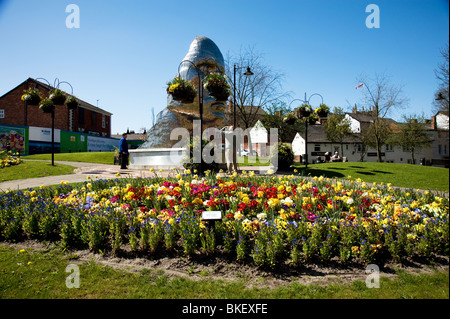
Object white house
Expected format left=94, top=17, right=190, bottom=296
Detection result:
left=291, top=111, right=448, bottom=167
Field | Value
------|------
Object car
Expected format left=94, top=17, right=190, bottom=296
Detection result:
left=237, top=149, right=258, bottom=157
left=239, top=149, right=249, bottom=157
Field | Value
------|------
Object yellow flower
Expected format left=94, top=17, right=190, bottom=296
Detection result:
left=19, top=249, right=25, bottom=253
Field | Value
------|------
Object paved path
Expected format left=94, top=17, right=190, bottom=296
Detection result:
left=0, top=160, right=271, bottom=191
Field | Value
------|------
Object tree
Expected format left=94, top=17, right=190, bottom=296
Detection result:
left=357, top=74, right=408, bottom=162
left=225, top=46, right=290, bottom=129
left=260, top=102, right=304, bottom=143
left=389, top=114, right=432, bottom=164
left=322, top=107, right=352, bottom=156
left=433, top=44, right=449, bottom=113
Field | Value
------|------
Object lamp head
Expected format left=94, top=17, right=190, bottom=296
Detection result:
left=244, top=67, right=254, bottom=76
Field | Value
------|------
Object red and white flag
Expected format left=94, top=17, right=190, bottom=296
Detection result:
left=355, top=83, right=364, bottom=89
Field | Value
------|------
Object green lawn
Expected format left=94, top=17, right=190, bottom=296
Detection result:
left=0, top=245, right=448, bottom=299
left=237, top=156, right=270, bottom=166
left=0, top=161, right=76, bottom=183
left=293, top=162, right=449, bottom=192
left=24, top=152, right=115, bottom=165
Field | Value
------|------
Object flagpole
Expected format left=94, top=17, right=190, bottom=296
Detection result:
left=364, top=85, right=366, bottom=110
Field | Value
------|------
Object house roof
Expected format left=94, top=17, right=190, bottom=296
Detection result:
left=297, top=124, right=360, bottom=144
left=1, top=78, right=113, bottom=116
left=345, top=112, right=374, bottom=123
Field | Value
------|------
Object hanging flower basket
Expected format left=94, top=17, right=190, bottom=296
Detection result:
left=203, top=72, right=231, bottom=101
left=283, top=113, right=297, bottom=125
left=66, top=95, right=78, bottom=109
left=49, top=88, right=67, bottom=105
left=21, top=88, right=42, bottom=106
left=315, top=104, right=329, bottom=117
left=167, top=77, right=197, bottom=103
left=299, top=104, right=312, bottom=118
left=39, top=98, right=55, bottom=113
left=308, top=114, right=319, bottom=125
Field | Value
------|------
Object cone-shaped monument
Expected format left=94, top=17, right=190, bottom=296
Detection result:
left=129, top=36, right=228, bottom=169
left=140, top=35, right=227, bottom=149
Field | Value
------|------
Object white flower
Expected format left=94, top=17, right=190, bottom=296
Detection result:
left=257, top=212, right=267, bottom=220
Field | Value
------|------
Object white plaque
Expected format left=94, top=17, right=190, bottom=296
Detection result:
left=202, top=211, right=222, bottom=220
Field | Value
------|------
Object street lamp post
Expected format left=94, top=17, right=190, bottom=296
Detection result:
left=232, top=65, right=253, bottom=166
left=233, top=65, right=254, bottom=128
left=289, top=92, right=324, bottom=169
left=177, top=60, right=205, bottom=174
left=34, top=78, right=74, bottom=166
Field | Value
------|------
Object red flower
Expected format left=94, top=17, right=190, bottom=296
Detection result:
left=140, top=206, right=149, bottom=213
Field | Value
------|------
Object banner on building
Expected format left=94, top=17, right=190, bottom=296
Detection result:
left=87, top=136, right=118, bottom=152
left=0, top=125, right=27, bottom=153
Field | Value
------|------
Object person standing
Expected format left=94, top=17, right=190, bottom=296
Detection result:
left=222, top=126, right=239, bottom=173
left=119, top=133, right=129, bottom=169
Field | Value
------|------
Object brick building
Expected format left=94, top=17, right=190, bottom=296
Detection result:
left=0, top=78, right=112, bottom=137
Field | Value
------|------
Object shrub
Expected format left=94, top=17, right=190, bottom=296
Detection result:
left=270, top=142, right=294, bottom=171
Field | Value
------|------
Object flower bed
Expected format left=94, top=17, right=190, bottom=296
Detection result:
left=0, top=151, right=22, bottom=168
left=0, top=172, right=448, bottom=269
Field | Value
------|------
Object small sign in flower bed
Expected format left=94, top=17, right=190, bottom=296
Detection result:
left=0, top=172, right=448, bottom=269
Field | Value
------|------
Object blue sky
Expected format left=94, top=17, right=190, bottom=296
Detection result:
left=0, top=0, right=448, bottom=135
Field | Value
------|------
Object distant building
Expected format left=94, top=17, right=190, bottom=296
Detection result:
left=0, top=78, right=115, bottom=155
left=0, top=78, right=112, bottom=137
left=291, top=111, right=449, bottom=167
left=111, top=131, right=147, bottom=149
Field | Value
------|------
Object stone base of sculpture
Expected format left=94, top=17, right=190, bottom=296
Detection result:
left=128, top=147, right=187, bottom=170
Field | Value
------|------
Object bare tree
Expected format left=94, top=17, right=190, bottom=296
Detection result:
left=357, top=74, right=408, bottom=162
left=323, top=107, right=352, bottom=156
left=225, top=46, right=291, bottom=129
left=433, top=43, right=449, bottom=113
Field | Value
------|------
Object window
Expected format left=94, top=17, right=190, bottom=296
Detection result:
left=438, top=145, right=442, bottom=155
left=91, top=111, right=97, bottom=126
left=445, top=144, right=448, bottom=155
left=314, top=144, right=321, bottom=152
left=102, top=114, right=106, bottom=129
left=78, top=107, right=85, bottom=124
left=0, top=109, right=4, bottom=119
left=385, top=144, right=394, bottom=152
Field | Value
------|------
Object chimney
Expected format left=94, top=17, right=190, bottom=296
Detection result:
left=431, top=116, right=436, bottom=130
